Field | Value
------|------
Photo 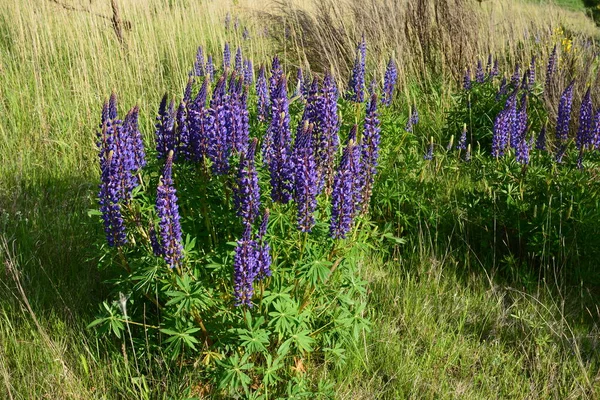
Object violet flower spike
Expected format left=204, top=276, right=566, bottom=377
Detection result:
left=555, top=80, right=575, bottom=162
left=194, top=46, right=205, bottom=77
left=256, top=64, right=270, bottom=122
left=254, top=209, right=271, bottom=280
left=235, top=138, right=260, bottom=229
left=360, top=93, right=381, bottom=208
left=155, top=152, right=183, bottom=268
left=233, top=226, right=258, bottom=307
left=382, top=57, right=398, bottom=106
left=293, top=120, right=318, bottom=232
left=475, top=60, right=485, bottom=83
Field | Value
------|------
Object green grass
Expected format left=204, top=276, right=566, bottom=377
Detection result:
left=1, top=0, right=600, bottom=398
left=525, top=0, right=586, bottom=11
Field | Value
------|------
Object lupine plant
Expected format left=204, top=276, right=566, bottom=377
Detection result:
left=90, top=47, right=390, bottom=398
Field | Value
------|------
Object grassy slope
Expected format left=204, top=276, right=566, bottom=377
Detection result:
left=0, top=0, right=598, bottom=399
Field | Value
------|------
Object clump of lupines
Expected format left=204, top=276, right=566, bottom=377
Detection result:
left=256, top=65, right=270, bottom=122
left=235, top=138, right=260, bottom=229
left=545, top=45, right=557, bottom=89
left=194, top=46, right=205, bottom=76
left=254, top=209, right=271, bottom=280
left=475, top=60, right=485, bottom=83
left=492, top=92, right=518, bottom=157
left=382, top=57, right=397, bottom=106
left=316, top=71, right=340, bottom=192
left=346, top=37, right=366, bottom=102
left=360, top=93, right=381, bottom=208
left=156, top=94, right=176, bottom=159
left=155, top=152, right=183, bottom=268
left=330, top=126, right=362, bottom=239
left=265, top=76, right=294, bottom=203
left=292, top=120, right=318, bottom=232
left=555, top=81, right=575, bottom=162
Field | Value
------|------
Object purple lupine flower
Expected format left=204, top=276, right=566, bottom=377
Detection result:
left=360, top=93, right=381, bottom=208
left=292, top=120, right=318, bottom=232
left=268, top=55, right=283, bottom=104
left=97, top=104, right=127, bottom=247
left=233, top=226, right=257, bottom=307
left=194, top=46, right=205, bottom=77
left=492, top=105, right=511, bottom=157
left=545, top=45, right=557, bottom=89
left=234, top=47, right=243, bottom=76
left=266, top=76, right=294, bottom=203
left=368, top=79, right=377, bottom=97
left=149, top=225, right=162, bottom=257
left=511, top=63, right=521, bottom=87
left=108, top=92, right=118, bottom=120
left=592, top=111, right=600, bottom=149
left=536, top=126, right=547, bottom=151
left=382, top=58, right=397, bottom=106
left=183, top=78, right=193, bottom=104
left=155, top=153, right=183, bottom=268
left=188, top=79, right=209, bottom=161
left=457, top=124, right=467, bottom=151
left=176, top=100, right=192, bottom=160
left=256, top=64, right=270, bottom=122
left=223, top=43, right=231, bottom=72
left=207, top=77, right=231, bottom=174
left=243, top=26, right=250, bottom=40
left=555, top=81, right=575, bottom=162
left=346, top=38, right=366, bottom=102
left=235, top=138, right=260, bottom=229
left=490, top=59, right=499, bottom=79
left=206, top=55, right=215, bottom=81
left=295, top=68, right=304, bottom=98
left=529, top=56, right=536, bottom=88
left=123, top=105, right=146, bottom=171
left=330, top=125, right=362, bottom=239
left=301, top=69, right=312, bottom=98
left=512, top=93, right=528, bottom=149
left=423, top=139, right=434, bottom=160
left=316, top=71, right=339, bottom=193
left=515, top=134, right=530, bottom=165
left=463, top=68, right=472, bottom=90
left=405, top=106, right=419, bottom=132
left=475, top=60, right=485, bottom=83
left=255, top=209, right=271, bottom=279
left=576, top=88, right=593, bottom=152
left=243, top=59, right=253, bottom=85
left=464, top=144, right=471, bottom=162
left=228, top=79, right=250, bottom=154
left=156, top=94, right=176, bottom=159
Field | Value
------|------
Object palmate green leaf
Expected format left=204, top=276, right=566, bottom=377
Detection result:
left=239, top=328, right=269, bottom=353
left=282, top=329, right=315, bottom=354
left=217, top=353, right=254, bottom=396
left=268, top=299, right=299, bottom=337
left=299, top=259, right=332, bottom=287
left=262, top=354, right=283, bottom=387
left=160, top=327, right=201, bottom=360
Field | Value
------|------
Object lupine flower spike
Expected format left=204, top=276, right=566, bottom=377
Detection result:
left=255, top=209, right=271, bottom=280
left=292, top=120, right=318, bottom=232
left=457, top=124, right=467, bottom=151
left=424, top=137, right=434, bottom=160
left=382, top=57, right=397, bottom=106
left=235, top=138, right=261, bottom=229
left=360, top=93, right=381, bottom=208
left=555, top=80, right=575, bottom=163
left=155, top=151, right=183, bottom=268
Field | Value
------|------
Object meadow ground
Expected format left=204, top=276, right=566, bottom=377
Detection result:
left=1, top=0, right=600, bottom=398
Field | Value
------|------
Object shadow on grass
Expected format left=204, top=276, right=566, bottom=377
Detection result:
left=0, top=175, right=108, bottom=320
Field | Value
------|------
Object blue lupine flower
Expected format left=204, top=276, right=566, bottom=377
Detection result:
left=457, top=124, right=467, bottom=151
left=255, top=209, right=271, bottom=280
left=256, top=64, right=270, bottom=122
left=194, top=46, right=205, bottom=77
left=405, top=106, right=419, bottom=132
left=268, top=55, right=283, bottom=104
left=155, top=152, right=183, bottom=268
left=529, top=56, right=536, bottom=88
left=156, top=94, right=176, bottom=159
left=346, top=37, right=366, bottom=102
left=206, top=55, right=215, bottom=81
left=207, top=77, right=231, bottom=174
left=360, top=93, right=381, bottom=207
left=424, top=139, right=434, bottom=160
left=330, top=126, right=362, bottom=239
left=316, top=71, right=339, bottom=192
left=576, top=87, right=593, bottom=151
left=556, top=81, right=575, bottom=162
left=233, top=226, right=257, bottom=307
left=476, top=60, right=485, bottom=83
left=293, top=120, right=318, bottom=232
left=382, top=58, right=397, bottom=106
left=463, top=68, right=472, bottom=90
left=223, top=43, right=231, bottom=72
left=592, top=111, right=600, bottom=150
left=234, top=47, right=243, bottom=76
left=490, top=59, right=499, bottom=79
left=536, top=126, right=547, bottom=151
left=243, top=59, right=253, bottom=85
left=511, top=63, right=521, bottom=87
left=265, top=76, right=294, bottom=203
left=295, top=68, right=304, bottom=98
left=235, top=138, right=260, bottom=229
